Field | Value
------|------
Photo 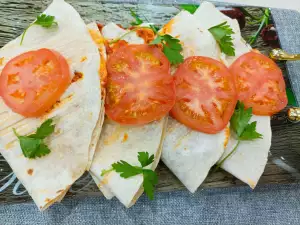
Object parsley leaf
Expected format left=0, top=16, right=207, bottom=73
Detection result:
left=180, top=4, right=199, bottom=14
left=163, top=46, right=184, bottom=65
left=13, top=119, right=55, bottom=159
left=15, top=135, right=42, bottom=159
left=230, top=101, right=252, bottom=137
left=230, top=101, right=262, bottom=141
left=150, top=34, right=184, bottom=65
left=163, top=35, right=182, bottom=51
left=208, top=22, right=235, bottom=56
left=151, top=35, right=163, bottom=44
left=143, top=169, right=158, bottom=200
left=20, top=14, right=58, bottom=45
left=239, top=122, right=263, bottom=140
left=34, top=143, right=51, bottom=158
left=130, top=8, right=143, bottom=26
left=101, top=152, right=158, bottom=200
left=149, top=25, right=160, bottom=34
left=35, top=14, right=58, bottom=27
left=214, top=101, right=263, bottom=171
left=138, top=152, right=154, bottom=167
left=112, top=161, right=143, bottom=178
left=32, top=119, right=55, bottom=139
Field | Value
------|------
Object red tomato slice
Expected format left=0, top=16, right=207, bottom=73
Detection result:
left=230, top=52, right=287, bottom=115
left=0, top=48, right=71, bottom=117
left=171, top=56, right=237, bottom=134
left=106, top=44, right=175, bottom=125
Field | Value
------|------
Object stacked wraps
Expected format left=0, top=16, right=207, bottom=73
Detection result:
left=0, top=0, right=274, bottom=210
left=161, top=2, right=272, bottom=192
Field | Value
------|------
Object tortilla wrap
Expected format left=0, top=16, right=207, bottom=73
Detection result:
left=0, top=0, right=102, bottom=210
left=159, top=9, right=230, bottom=193
left=90, top=23, right=168, bottom=207
left=194, top=1, right=272, bottom=188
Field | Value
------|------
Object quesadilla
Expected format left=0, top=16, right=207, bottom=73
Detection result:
left=0, top=0, right=103, bottom=210
left=160, top=9, right=232, bottom=193
left=90, top=22, right=171, bottom=207
left=193, top=2, right=273, bottom=188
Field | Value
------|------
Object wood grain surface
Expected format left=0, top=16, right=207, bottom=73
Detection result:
left=0, top=0, right=299, bottom=204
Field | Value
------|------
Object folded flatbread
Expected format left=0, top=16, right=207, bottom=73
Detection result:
left=160, top=9, right=230, bottom=193
left=194, top=1, right=272, bottom=188
left=89, top=23, right=168, bottom=207
left=0, top=0, right=103, bottom=210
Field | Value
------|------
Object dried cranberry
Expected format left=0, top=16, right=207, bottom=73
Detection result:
left=221, top=8, right=246, bottom=29
left=260, top=24, right=280, bottom=48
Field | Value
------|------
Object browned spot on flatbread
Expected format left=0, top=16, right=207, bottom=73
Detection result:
left=224, top=127, right=230, bottom=148
left=56, top=189, right=64, bottom=194
left=160, top=18, right=175, bottom=35
left=247, top=178, right=257, bottom=189
left=87, top=27, right=107, bottom=100
left=72, top=71, right=84, bottom=83
left=5, top=141, right=15, bottom=150
left=0, top=57, right=4, bottom=66
left=45, top=94, right=73, bottom=114
left=122, top=133, right=128, bottom=143
left=116, top=24, right=125, bottom=29
left=174, top=131, right=192, bottom=150
left=45, top=198, right=51, bottom=203
left=100, top=172, right=113, bottom=186
left=104, top=125, right=126, bottom=146
left=89, top=29, right=105, bottom=45
left=55, top=128, right=61, bottom=135
left=27, top=169, right=33, bottom=176
left=80, top=56, right=87, bottom=62
left=99, top=51, right=107, bottom=100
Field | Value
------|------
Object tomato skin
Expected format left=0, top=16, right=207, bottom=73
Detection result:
left=0, top=48, right=71, bottom=117
left=171, top=56, right=237, bottom=134
left=230, top=52, right=287, bottom=115
left=105, top=44, right=175, bottom=125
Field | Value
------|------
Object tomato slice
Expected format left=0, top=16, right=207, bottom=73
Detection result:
left=170, top=56, right=237, bottom=134
left=106, top=44, right=175, bottom=125
left=0, top=48, right=71, bottom=117
left=230, top=52, right=287, bottom=115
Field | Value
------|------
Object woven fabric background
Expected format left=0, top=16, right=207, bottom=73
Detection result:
left=272, top=9, right=300, bottom=105
left=1, top=183, right=300, bottom=225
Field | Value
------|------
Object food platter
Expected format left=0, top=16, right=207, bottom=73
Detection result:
left=0, top=0, right=299, bottom=206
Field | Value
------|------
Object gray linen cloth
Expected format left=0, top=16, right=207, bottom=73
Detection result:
left=1, top=184, right=300, bottom=225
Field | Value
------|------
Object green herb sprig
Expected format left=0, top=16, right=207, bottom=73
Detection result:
left=150, top=33, right=184, bottom=65
left=214, top=101, right=263, bottom=171
left=111, top=9, right=183, bottom=65
left=208, top=21, right=235, bottom=56
left=130, top=8, right=143, bottom=26
left=101, top=152, right=158, bottom=200
left=247, top=8, right=270, bottom=45
left=20, top=14, right=58, bottom=45
left=180, top=4, right=199, bottom=14
left=13, top=119, right=55, bottom=159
